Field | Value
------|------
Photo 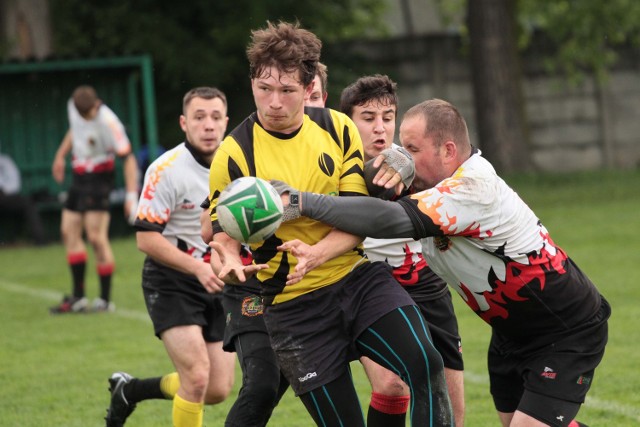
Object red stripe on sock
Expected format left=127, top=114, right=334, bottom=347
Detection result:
left=97, top=263, right=114, bottom=276
left=68, top=252, right=87, bottom=265
left=370, top=392, right=410, bottom=415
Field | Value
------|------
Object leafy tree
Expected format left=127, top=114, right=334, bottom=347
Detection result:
left=518, top=0, right=640, bottom=85
left=439, top=0, right=640, bottom=172
left=49, top=0, right=388, bottom=147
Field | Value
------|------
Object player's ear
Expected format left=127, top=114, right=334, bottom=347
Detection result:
left=179, top=115, right=187, bottom=132
left=443, top=140, right=457, bottom=160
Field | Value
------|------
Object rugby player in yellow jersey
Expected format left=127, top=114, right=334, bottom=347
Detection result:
left=208, top=21, right=452, bottom=427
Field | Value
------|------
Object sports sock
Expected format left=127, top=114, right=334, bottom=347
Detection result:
left=97, top=263, right=114, bottom=302
left=173, top=393, right=204, bottom=427
left=123, top=376, right=167, bottom=404
left=367, top=392, right=410, bottom=427
left=160, top=372, right=180, bottom=399
left=68, top=252, right=87, bottom=298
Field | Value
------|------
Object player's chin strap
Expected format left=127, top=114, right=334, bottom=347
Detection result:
left=378, top=146, right=415, bottom=189
left=270, top=180, right=301, bottom=222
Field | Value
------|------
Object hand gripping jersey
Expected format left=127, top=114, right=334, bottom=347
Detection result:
left=398, top=152, right=602, bottom=341
left=210, top=108, right=369, bottom=305
left=67, top=100, right=131, bottom=175
left=364, top=142, right=447, bottom=300
left=135, top=142, right=210, bottom=261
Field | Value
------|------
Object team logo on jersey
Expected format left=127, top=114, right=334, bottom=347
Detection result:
left=241, top=295, right=264, bottom=317
left=318, top=153, right=335, bottom=177
left=576, top=375, right=592, bottom=385
left=180, top=198, right=196, bottom=209
left=298, top=372, right=317, bottom=382
left=541, top=367, right=557, bottom=379
left=434, top=235, right=452, bottom=251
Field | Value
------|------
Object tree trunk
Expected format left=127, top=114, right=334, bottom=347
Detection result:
left=1, top=0, right=52, bottom=60
left=467, top=0, right=532, bottom=173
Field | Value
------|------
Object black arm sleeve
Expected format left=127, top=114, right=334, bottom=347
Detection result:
left=300, top=192, right=419, bottom=239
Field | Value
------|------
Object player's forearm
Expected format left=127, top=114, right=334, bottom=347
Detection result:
left=312, top=228, right=364, bottom=265
left=301, top=193, right=416, bottom=239
left=122, top=153, right=139, bottom=194
left=137, top=231, right=204, bottom=275
left=55, top=130, right=73, bottom=160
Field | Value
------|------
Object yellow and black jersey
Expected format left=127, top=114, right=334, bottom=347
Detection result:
left=209, top=107, right=369, bottom=304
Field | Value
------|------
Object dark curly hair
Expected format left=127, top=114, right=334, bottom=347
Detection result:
left=247, top=21, right=322, bottom=87
left=339, top=75, right=398, bottom=118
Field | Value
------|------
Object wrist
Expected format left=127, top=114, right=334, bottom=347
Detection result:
left=125, top=191, right=138, bottom=203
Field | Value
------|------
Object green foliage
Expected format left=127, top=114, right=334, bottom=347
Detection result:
left=1, top=169, right=639, bottom=425
left=49, top=0, right=389, bottom=147
left=436, top=0, right=640, bottom=86
left=519, top=0, right=640, bottom=85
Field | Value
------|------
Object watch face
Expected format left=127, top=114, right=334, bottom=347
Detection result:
left=290, top=193, right=299, bottom=205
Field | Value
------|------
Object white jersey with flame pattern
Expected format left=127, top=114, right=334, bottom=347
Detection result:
left=67, top=99, right=131, bottom=174
left=134, top=142, right=209, bottom=260
left=398, top=151, right=602, bottom=340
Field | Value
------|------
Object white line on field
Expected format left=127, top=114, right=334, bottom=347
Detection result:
left=2, top=278, right=639, bottom=421
left=0, top=278, right=150, bottom=323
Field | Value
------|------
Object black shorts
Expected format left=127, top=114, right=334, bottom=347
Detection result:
left=489, top=296, right=610, bottom=424
left=65, top=171, right=115, bottom=212
left=413, top=289, right=463, bottom=371
left=141, top=258, right=225, bottom=342
left=263, top=261, right=416, bottom=395
left=221, top=279, right=267, bottom=352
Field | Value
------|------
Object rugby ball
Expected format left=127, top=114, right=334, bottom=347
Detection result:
left=217, top=177, right=284, bottom=243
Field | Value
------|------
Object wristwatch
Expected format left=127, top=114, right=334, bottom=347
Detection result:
left=289, top=191, right=299, bottom=208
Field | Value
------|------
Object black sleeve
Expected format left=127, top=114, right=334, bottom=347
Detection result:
left=301, top=192, right=419, bottom=239
left=200, top=196, right=210, bottom=210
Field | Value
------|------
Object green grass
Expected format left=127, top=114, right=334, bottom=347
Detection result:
left=1, top=169, right=639, bottom=426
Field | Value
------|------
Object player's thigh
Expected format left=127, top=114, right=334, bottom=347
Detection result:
left=205, top=340, right=235, bottom=391
left=161, top=324, right=210, bottom=374
left=360, top=356, right=408, bottom=395
left=60, top=209, right=83, bottom=242
left=84, top=210, right=110, bottom=242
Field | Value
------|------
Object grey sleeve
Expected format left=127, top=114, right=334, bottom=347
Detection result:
left=300, top=192, right=416, bottom=239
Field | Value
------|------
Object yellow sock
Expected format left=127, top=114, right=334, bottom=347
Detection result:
left=173, top=393, right=204, bottom=427
left=160, top=372, right=180, bottom=399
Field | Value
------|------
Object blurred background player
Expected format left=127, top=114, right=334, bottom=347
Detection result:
left=306, top=61, right=328, bottom=107
left=105, top=87, right=240, bottom=427
left=0, top=147, right=47, bottom=245
left=340, top=74, right=465, bottom=427
left=50, top=85, right=139, bottom=313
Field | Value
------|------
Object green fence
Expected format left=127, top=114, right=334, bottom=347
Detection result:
left=0, top=55, right=158, bottom=243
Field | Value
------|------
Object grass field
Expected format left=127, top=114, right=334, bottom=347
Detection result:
left=1, top=169, right=639, bottom=426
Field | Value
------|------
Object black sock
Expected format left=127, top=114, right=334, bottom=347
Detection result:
left=124, top=377, right=166, bottom=404
left=97, top=264, right=114, bottom=302
left=70, top=262, right=85, bottom=298
left=99, top=274, right=112, bottom=302
left=367, top=405, right=406, bottom=427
